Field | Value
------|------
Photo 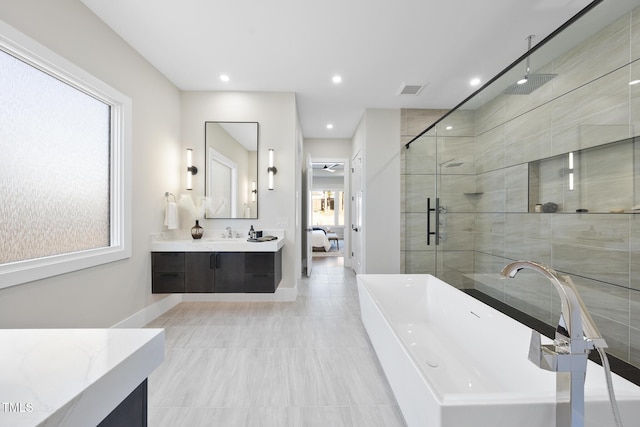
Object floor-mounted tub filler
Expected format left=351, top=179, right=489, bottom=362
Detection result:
left=357, top=270, right=640, bottom=427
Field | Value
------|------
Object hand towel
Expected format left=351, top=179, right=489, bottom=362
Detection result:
left=164, top=202, right=179, bottom=230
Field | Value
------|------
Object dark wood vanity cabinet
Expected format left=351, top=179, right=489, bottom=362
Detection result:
left=152, top=249, right=281, bottom=293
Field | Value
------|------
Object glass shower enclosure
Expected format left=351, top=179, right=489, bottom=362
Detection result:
left=401, top=0, right=640, bottom=366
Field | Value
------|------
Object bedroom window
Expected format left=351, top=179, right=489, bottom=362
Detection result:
left=311, top=190, right=344, bottom=226
left=0, top=20, right=131, bottom=289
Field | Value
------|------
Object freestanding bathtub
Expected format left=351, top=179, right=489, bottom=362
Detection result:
left=357, top=274, right=640, bottom=427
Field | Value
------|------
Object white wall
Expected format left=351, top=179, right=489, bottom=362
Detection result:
left=181, top=91, right=299, bottom=290
left=304, top=138, right=352, bottom=159
left=0, top=0, right=182, bottom=327
left=354, top=109, right=401, bottom=274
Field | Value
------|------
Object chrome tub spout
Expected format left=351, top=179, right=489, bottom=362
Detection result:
left=501, top=261, right=608, bottom=427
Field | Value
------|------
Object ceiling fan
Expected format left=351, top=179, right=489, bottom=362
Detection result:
left=323, top=164, right=338, bottom=173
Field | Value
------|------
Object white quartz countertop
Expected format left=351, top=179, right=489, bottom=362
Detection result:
left=150, top=230, right=285, bottom=252
left=0, top=328, right=164, bottom=427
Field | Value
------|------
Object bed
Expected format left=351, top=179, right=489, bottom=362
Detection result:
left=312, top=229, right=332, bottom=251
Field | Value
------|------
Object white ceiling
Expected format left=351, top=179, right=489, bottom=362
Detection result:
left=81, top=0, right=594, bottom=139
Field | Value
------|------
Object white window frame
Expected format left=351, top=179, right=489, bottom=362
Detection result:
left=0, top=19, right=132, bottom=289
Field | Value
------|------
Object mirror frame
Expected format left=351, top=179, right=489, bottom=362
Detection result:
left=204, top=121, right=259, bottom=219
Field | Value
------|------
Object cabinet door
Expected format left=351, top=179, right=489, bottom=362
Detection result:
left=185, top=252, right=215, bottom=293
left=214, top=252, right=245, bottom=293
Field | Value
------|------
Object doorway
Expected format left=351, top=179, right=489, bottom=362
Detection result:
left=304, top=158, right=349, bottom=275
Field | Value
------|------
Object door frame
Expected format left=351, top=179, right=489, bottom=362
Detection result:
left=305, top=157, right=350, bottom=269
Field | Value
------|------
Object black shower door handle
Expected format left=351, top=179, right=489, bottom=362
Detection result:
left=427, top=197, right=440, bottom=246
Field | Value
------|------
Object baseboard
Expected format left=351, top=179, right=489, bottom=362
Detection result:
left=112, top=294, right=182, bottom=328
left=182, top=286, right=297, bottom=302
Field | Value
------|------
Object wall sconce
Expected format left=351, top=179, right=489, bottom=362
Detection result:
left=251, top=181, right=257, bottom=202
left=186, top=148, right=198, bottom=190
left=267, top=148, right=277, bottom=190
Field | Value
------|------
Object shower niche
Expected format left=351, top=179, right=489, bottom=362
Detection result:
left=528, top=136, right=640, bottom=214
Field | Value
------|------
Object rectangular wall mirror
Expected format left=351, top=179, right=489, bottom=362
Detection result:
left=205, top=121, right=258, bottom=219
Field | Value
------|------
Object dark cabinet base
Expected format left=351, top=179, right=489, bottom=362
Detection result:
left=98, top=379, right=147, bottom=427
left=152, top=249, right=282, bottom=294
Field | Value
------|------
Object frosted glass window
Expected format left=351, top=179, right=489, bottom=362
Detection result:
left=0, top=50, right=110, bottom=264
left=0, top=20, right=131, bottom=289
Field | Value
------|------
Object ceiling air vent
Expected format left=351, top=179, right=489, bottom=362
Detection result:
left=397, top=83, right=426, bottom=95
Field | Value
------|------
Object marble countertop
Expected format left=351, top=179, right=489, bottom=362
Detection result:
left=0, top=328, right=164, bottom=427
left=150, top=230, right=285, bottom=252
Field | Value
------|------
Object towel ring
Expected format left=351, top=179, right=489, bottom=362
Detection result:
left=164, top=192, right=176, bottom=203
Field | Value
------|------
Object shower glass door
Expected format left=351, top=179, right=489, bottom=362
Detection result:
left=402, top=109, right=477, bottom=290
left=433, top=110, right=477, bottom=288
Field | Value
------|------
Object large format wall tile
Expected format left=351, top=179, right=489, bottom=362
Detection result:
left=551, top=68, right=630, bottom=155
left=404, top=175, right=435, bottom=213
left=475, top=125, right=506, bottom=174
left=439, top=213, right=475, bottom=251
left=505, top=103, right=553, bottom=166
left=402, top=108, right=445, bottom=137
left=552, top=242, right=629, bottom=287
left=437, top=135, right=476, bottom=175
left=475, top=95, right=506, bottom=136
left=403, top=136, right=436, bottom=174
left=552, top=13, right=629, bottom=96
left=551, top=214, right=629, bottom=251
left=403, top=213, right=430, bottom=251
left=436, top=110, right=476, bottom=137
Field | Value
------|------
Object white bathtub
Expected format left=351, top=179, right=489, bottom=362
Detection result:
left=357, top=274, right=640, bottom=427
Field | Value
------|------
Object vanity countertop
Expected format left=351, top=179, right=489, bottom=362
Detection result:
left=0, top=328, right=164, bottom=427
left=150, top=230, right=285, bottom=252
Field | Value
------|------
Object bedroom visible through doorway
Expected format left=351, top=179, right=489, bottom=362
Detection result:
left=310, top=163, right=345, bottom=259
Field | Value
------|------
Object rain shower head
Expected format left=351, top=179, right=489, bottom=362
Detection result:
left=503, top=35, right=557, bottom=95
left=503, top=74, right=556, bottom=95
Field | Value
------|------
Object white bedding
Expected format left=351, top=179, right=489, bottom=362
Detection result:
left=312, top=230, right=331, bottom=251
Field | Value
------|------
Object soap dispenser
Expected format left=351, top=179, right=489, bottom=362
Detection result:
left=249, top=225, right=255, bottom=239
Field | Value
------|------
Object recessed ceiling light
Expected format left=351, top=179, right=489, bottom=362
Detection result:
left=332, top=75, right=342, bottom=84
left=470, top=78, right=481, bottom=86
left=629, top=80, right=640, bottom=85
left=326, top=123, right=334, bottom=129
left=220, top=74, right=230, bottom=82
left=446, top=126, right=453, bottom=130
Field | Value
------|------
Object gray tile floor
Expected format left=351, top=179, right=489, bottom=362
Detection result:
left=146, top=257, right=406, bottom=426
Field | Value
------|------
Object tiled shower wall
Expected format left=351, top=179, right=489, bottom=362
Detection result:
left=402, top=7, right=640, bottom=367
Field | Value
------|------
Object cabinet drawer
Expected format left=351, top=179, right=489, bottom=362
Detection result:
left=152, top=272, right=185, bottom=293
left=245, top=252, right=274, bottom=273
left=245, top=273, right=276, bottom=293
left=152, top=252, right=185, bottom=272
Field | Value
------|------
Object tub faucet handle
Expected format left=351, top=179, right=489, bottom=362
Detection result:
left=529, top=330, right=555, bottom=371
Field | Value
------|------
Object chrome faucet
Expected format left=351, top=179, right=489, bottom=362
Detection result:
left=501, top=261, right=608, bottom=427
left=225, top=226, right=232, bottom=238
